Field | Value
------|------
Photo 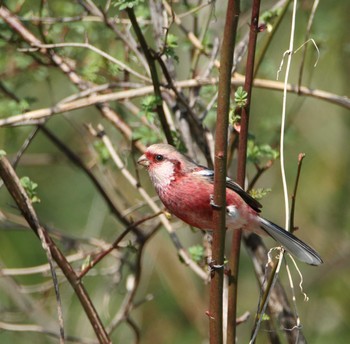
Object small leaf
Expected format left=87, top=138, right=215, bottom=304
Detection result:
left=164, top=34, right=179, bottom=62
left=132, top=126, right=160, bottom=145
left=20, top=176, right=40, bottom=203
left=113, top=0, right=144, bottom=10
left=247, top=139, right=279, bottom=165
left=171, top=131, right=186, bottom=153
left=81, top=255, right=92, bottom=271
left=249, top=188, right=272, bottom=200
left=261, top=313, right=270, bottom=321
left=229, top=108, right=241, bottom=126
left=126, top=241, right=138, bottom=253
left=141, top=95, right=162, bottom=113
left=93, top=141, right=110, bottom=164
left=234, top=86, right=248, bottom=108
left=188, top=245, right=205, bottom=263
left=0, top=150, right=6, bottom=158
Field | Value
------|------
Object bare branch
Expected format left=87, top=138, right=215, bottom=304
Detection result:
left=0, top=154, right=111, bottom=344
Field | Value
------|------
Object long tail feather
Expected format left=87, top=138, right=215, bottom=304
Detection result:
left=259, top=217, right=323, bottom=266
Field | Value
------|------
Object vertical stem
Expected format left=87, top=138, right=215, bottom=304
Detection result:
left=227, top=0, right=261, bottom=342
left=209, top=1, right=239, bottom=343
left=126, top=7, right=174, bottom=145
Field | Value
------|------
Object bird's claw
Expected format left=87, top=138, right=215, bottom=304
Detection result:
left=209, top=194, right=222, bottom=210
left=207, top=257, right=224, bottom=271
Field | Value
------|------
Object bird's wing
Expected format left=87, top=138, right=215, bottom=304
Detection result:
left=194, top=168, right=262, bottom=213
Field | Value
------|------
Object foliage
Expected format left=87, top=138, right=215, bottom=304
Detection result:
left=20, top=176, right=41, bottom=203
left=247, top=139, right=279, bottom=165
left=113, top=0, right=144, bottom=10
left=163, top=33, right=179, bottom=62
left=188, top=244, right=205, bottom=263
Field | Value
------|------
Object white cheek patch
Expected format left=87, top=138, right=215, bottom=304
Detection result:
left=150, top=160, right=175, bottom=189
left=226, top=205, right=239, bottom=219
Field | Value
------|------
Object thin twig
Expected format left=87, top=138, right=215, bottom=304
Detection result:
left=20, top=42, right=151, bottom=82
left=290, top=153, right=305, bottom=232
left=0, top=321, right=98, bottom=344
left=125, top=7, right=174, bottom=145
left=0, top=154, right=111, bottom=344
left=297, top=0, right=320, bottom=91
left=78, top=212, right=162, bottom=279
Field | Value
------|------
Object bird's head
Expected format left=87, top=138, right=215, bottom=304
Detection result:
left=137, top=144, right=195, bottom=189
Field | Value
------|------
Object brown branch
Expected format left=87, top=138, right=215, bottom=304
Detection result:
left=0, top=154, right=111, bottom=344
left=0, top=76, right=347, bottom=128
left=106, top=227, right=159, bottom=338
left=254, top=0, right=291, bottom=77
left=227, top=1, right=260, bottom=342
left=78, top=212, right=162, bottom=279
left=0, top=321, right=98, bottom=344
left=154, top=52, right=213, bottom=166
left=209, top=1, right=239, bottom=343
left=297, top=0, right=320, bottom=91
left=125, top=7, right=174, bottom=145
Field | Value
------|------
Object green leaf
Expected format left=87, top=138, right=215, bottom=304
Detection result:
left=93, top=141, right=110, bottom=164
left=249, top=188, right=272, bottom=200
left=132, top=125, right=160, bottom=145
left=171, top=130, right=186, bottom=153
left=126, top=240, right=138, bottom=253
left=113, top=0, right=144, bottom=10
left=188, top=245, right=205, bottom=263
left=20, top=176, right=41, bottom=203
left=81, top=255, right=91, bottom=271
left=164, top=34, right=179, bottom=62
left=260, top=9, right=280, bottom=32
left=107, top=61, right=121, bottom=76
left=229, top=108, right=241, bottom=125
left=247, top=139, right=279, bottom=165
left=0, top=150, right=6, bottom=158
left=141, top=95, right=162, bottom=113
left=140, top=95, right=162, bottom=123
left=260, top=313, right=270, bottom=321
left=234, top=86, right=248, bottom=108
left=166, top=34, right=178, bottom=49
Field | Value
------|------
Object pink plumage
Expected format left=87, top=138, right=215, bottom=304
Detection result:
left=138, top=143, right=322, bottom=266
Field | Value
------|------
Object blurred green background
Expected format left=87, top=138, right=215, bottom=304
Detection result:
left=0, top=0, right=349, bottom=343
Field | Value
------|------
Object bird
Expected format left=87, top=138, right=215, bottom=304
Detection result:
left=137, top=143, right=323, bottom=266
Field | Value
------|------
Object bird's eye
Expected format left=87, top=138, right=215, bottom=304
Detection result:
left=155, top=154, right=164, bottom=162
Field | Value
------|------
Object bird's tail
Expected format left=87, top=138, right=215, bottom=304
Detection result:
left=259, top=217, right=323, bottom=266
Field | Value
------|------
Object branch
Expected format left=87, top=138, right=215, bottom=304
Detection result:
left=125, top=7, right=174, bottom=145
left=0, top=153, right=111, bottom=344
left=21, top=42, right=151, bottom=82
left=227, top=1, right=260, bottom=342
left=210, top=1, right=239, bottom=342
left=0, top=321, right=98, bottom=344
left=0, top=76, right=348, bottom=127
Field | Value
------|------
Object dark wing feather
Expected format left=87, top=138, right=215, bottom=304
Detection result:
left=194, top=168, right=262, bottom=213
left=225, top=179, right=262, bottom=212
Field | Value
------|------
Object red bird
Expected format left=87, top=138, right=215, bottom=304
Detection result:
left=138, top=143, right=323, bottom=266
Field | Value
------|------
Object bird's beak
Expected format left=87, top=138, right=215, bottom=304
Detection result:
left=137, top=154, right=150, bottom=168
